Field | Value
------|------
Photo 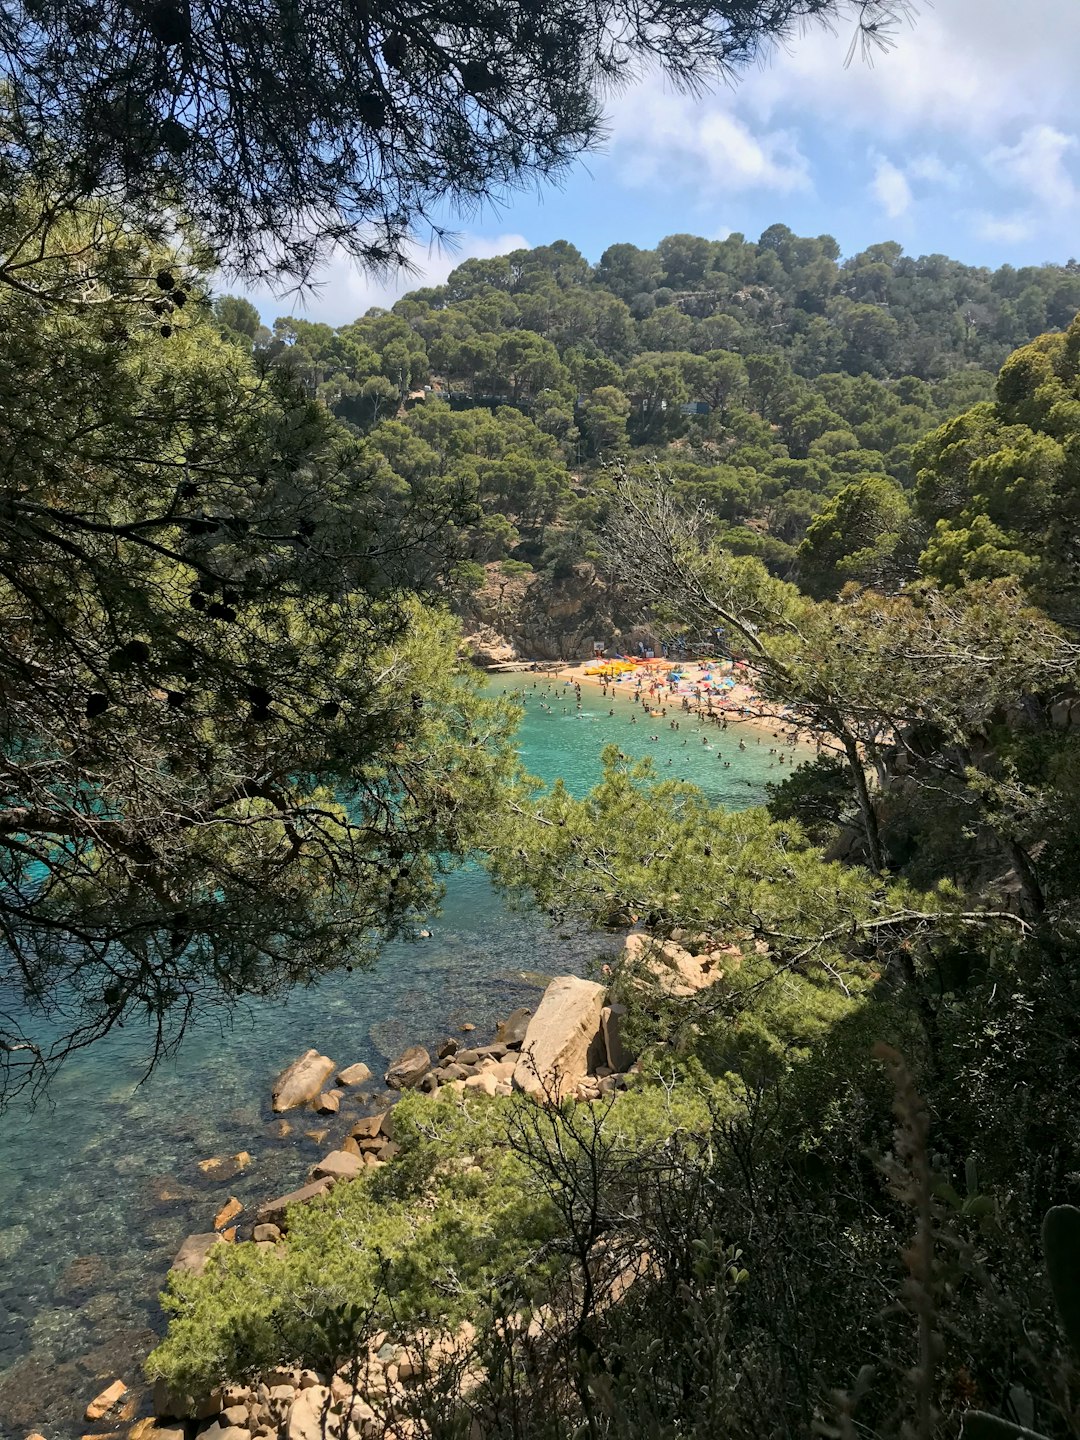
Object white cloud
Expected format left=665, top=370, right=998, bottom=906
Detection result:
left=906, top=153, right=964, bottom=189
left=605, top=74, right=810, bottom=195
left=986, top=124, right=1080, bottom=209
left=973, top=211, right=1037, bottom=245
left=871, top=157, right=913, bottom=217
left=232, top=231, right=530, bottom=328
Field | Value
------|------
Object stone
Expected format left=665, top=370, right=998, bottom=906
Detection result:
left=336, top=1062, right=373, bottom=1087
left=222, top=1386, right=253, bottom=1407
left=221, top=1405, right=250, bottom=1425
left=376, top=1141, right=399, bottom=1162
left=475, top=1043, right=510, bottom=1060
left=356, top=1136, right=384, bottom=1154
left=286, top=1384, right=333, bottom=1440
left=310, top=1150, right=363, bottom=1182
left=623, top=933, right=714, bottom=997
left=197, top=1152, right=252, bottom=1179
left=270, top=1119, right=293, bottom=1139
left=171, top=1232, right=226, bottom=1276
left=512, top=976, right=607, bottom=1101
left=340, top=1135, right=362, bottom=1157
left=213, top=1196, right=243, bottom=1230
left=601, top=1003, right=632, bottom=1072
left=152, top=1378, right=222, bottom=1420
left=304, top=1128, right=329, bottom=1145
left=85, top=1379, right=128, bottom=1421
left=272, top=1050, right=337, bottom=1113
left=351, top=1113, right=388, bottom=1140
left=221, top=1226, right=237, bottom=1242
left=385, top=1045, right=431, bottom=1090
left=253, top=1222, right=282, bottom=1243
left=460, top=1022, right=476, bottom=1032
left=313, top=1091, right=340, bottom=1115
left=197, top=1425, right=249, bottom=1440
left=455, top=1049, right=479, bottom=1066
left=436, top=1038, right=458, bottom=1060
left=438, top=1062, right=469, bottom=1081
left=496, top=1007, right=532, bottom=1047
left=485, top=1060, right=516, bottom=1083
left=255, top=1177, right=333, bottom=1226
left=464, top=1072, right=498, bottom=1096
left=129, top=1423, right=187, bottom=1440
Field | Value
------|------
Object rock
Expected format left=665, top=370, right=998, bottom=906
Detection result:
left=340, top=1135, right=363, bottom=1157
left=455, top=1049, right=479, bottom=1066
left=376, top=1141, right=400, bottom=1162
left=464, top=1072, right=498, bottom=1096
left=310, top=1150, right=363, bottom=1182
left=336, top=1063, right=373, bottom=1087
left=297, top=1370, right=321, bottom=1390
left=350, top=1113, right=388, bottom=1140
left=197, top=1152, right=251, bottom=1180
left=286, top=1384, right=332, bottom=1440
left=197, top=1424, right=249, bottom=1440
left=270, top=1119, right=293, bottom=1139
left=436, top=1038, right=458, bottom=1060
left=385, top=1045, right=431, bottom=1090
left=221, top=1226, right=237, bottom=1242
left=171, top=1232, right=226, bottom=1276
left=513, top=976, right=606, bottom=1101
left=623, top=933, right=713, bottom=997
left=485, top=1060, right=517, bottom=1083
left=272, top=1050, right=337, bottom=1113
left=304, top=1128, right=329, bottom=1145
left=601, top=1003, right=633, bottom=1071
left=496, top=1007, right=533, bottom=1047
left=313, top=1091, right=340, bottom=1115
left=255, top=1177, right=333, bottom=1226
left=356, top=1136, right=384, bottom=1154
left=213, top=1196, right=243, bottom=1230
left=129, top=1423, right=187, bottom=1440
left=221, top=1405, right=250, bottom=1425
left=152, top=1378, right=222, bottom=1420
left=253, top=1223, right=282, bottom=1243
left=460, top=1022, right=476, bottom=1033
left=85, top=1379, right=127, bottom=1421
left=438, top=1062, right=469, bottom=1081
left=475, top=1043, right=510, bottom=1060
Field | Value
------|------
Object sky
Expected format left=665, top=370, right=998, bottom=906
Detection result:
left=239, top=0, right=1080, bottom=328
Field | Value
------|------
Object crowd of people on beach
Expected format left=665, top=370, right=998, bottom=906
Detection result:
left=509, top=655, right=811, bottom=785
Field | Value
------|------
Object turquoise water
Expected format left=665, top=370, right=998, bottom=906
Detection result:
left=0, top=681, right=785, bottom=1439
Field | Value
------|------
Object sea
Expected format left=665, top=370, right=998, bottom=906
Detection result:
left=0, top=678, right=789, bottom=1439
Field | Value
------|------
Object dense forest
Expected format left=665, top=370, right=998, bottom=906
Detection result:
left=217, top=228, right=1080, bottom=599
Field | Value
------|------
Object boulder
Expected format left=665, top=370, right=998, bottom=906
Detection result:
left=213, top=1196, right=243, bottom=1230
left=196, top=1425, right=249, bottom=1440
left=152, top=1378, right=222, bottom=1420
left=436, top=1038, right=458, bottom=1060
left=128, top=1423, right=187, bottom=1440
left=350, top=1113, right=388, bottom=1140
left=623, top=933, right=712, bottom=997
left=385, top=1045, right=431, bottom=1090
left=454, top=1049, right=480, bottom=1066
left=310, top=1150, right=363, bottom=1182
left=464, top=1071, right=498, bottom=1096
left=255, top=1177, right=333, bottom=1226
left=513, top=976, right=606, bottom=1101
left=286, top=1385, right=333, bottom=1440
left=272, top=1050, right=336, bottom=1113
left=253, top=1223, right=282, bottom=1243
left=340, top=1135, right=363, bottom=1157
left=171, top=1232, right=226, bottom=1276
left=313, top=1091, right=340, bottom=1115
left=85, top=1379, right=128, bottom=1422
left=496, top=1007, right=533, bottom=1047
left=600, top=1004, right=632, bottom=1072
left=336, top=1062, right=372, bottom=1087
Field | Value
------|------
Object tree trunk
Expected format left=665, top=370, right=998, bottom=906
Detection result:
left=842, top=734, right=886, bottom=874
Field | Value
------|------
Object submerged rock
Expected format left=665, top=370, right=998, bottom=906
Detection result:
left=272, top=1050, right=336, bottom=1113
left=336, top=1062, right=373, bottom=1087
left=84, top=1378, right=127, bottom=1421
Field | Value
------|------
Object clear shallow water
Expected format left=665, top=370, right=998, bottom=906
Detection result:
left=0, top=680, right=785, bottom=1439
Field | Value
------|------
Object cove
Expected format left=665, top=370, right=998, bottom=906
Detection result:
left=0, top=679, right=785, bottom=1439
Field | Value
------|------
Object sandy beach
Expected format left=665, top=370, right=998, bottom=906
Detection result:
left=515, top=657, right=822, bottom=754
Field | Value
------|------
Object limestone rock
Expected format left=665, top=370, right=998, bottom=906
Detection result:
left=310, top=1150, right=363, bottom=1182
left=496, top=1007, right=533, bottom=1047
left=213, top=1196, right=243, bottom=1230
left=272, top=1050, right=336, bottom=1113
left=171, top=1232, right=226, bottom=1276
left=385, top=1045, right=431, bottom=1090
left=513, top=976, right=606, bottom=1101
left=601, top=1003, right=632, bottom=1072
left=313, top=1090, right=340, bottom=1115
left=255, top=1177, right=333, bottom=1226
left=85, top=1379, right=127, bottom=1422
left=286, top=1385, right=333, bottom=1440
left=336, top=1062, right=372, bottom=1087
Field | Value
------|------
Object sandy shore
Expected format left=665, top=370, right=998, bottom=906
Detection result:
left=512, top=659, right=821, bottom=754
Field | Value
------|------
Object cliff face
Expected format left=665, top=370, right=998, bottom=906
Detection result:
left=458, top=561, right=656, bottom=663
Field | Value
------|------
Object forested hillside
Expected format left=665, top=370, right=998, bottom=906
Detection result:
left=219, top=229, right=1080, bottom=593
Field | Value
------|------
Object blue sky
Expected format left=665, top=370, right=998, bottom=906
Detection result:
left=241, top=0, right=1080, bottom=328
